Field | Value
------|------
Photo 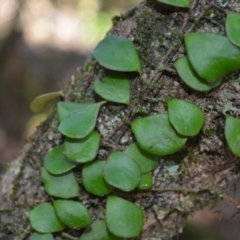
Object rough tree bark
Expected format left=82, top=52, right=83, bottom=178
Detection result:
left=1, top=0, right=240, bottom=239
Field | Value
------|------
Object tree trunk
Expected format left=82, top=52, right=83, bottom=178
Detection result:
left=1, top=0, right=240, bottom=239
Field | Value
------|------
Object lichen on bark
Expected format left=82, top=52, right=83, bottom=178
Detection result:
left=1, top=0, right=240, bottom=239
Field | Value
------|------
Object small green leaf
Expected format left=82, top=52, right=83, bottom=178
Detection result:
left=137, top=172, right=153, bottom=190
left=185, top=32, right=240, bottom=81
left=94, top=72, right=130, bottom=104
left=131, top=114, right=187, bottom=155
left=41, top=168, right=79, bottom=199
left=164, top=161, right=180, bottom=175
left=226, top=13, right=240, bottom=47
left=53, top=200, right=92, bottom=229
left=29, top=203, right=65, bottom=233
left=167, top=99, right=205, bottom=136
left=92, top=35, right=141, bottom=73
left=82, top=160, right=114, bottom=196
left=103, top=151, right=141, bottom=191
left=80, top=220, right=120, bottom=240
left=29, top=232, right=54, bottom=240
left=57, top=102, right=94, bottom=122
left=30, top=91, right=63, bottom=113
left=225, top=115, right=240, bottom=157
left=44, top=145, right=78, bottom=175
left=64, top=131, right=100, bottom=163
left=106, top=196, right=144, bottom=238
left=58, top=102, right=104, bottom=138
left=124, top=143, right=159, bottom=174
left=174, top=57, right=222, bottom=92
left=156, top=0, right=190, bottom=8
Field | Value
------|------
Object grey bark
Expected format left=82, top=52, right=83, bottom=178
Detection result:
left=1, top=0, right=240, bottom=239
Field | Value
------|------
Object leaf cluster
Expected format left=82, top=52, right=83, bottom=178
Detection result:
left=28, top=2, right=240, bottom=239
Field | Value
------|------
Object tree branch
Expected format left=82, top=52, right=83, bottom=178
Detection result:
left=1, top=0, right=240, bottom=239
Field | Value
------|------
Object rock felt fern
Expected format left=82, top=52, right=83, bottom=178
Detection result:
left=131, top=114, right=187, bottom=155
left=44, top=145, right=77, bottom=175
left=28, top=6, right=240, bottom=238
left=92, top=35, right=142, bottom=73
left=29, top=203, right=65, bottom=233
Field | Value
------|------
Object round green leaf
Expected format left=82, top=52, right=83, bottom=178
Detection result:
left=41, top=168, right=79, bottom=199
left=29, top=203, right=65, bottom=233
left=44, top=145, right=78, bottom=175
left=124, top=143, right=159, bottom=174
left=94, top=72, right=130, bottom=104
left=106, top=196, right=144, bottom=238
left=57, top=102, right=94, bottom=122
left=185, top=32, right=240, bottom=81
left=92, top=35, right=141, bottom=73
left=64, top=131, right=100, bottom=163
left=137, top=172, right=153, bottom=190
left=30, top=91, right=63, bottom=113
left=82, top=160, right=114, bottom=196
left=103, top=151, right=141, bottom=191
left=29, top=232, right=54, bottom=240
left=226, top=13, right=240, bottom=47
left=80, top=220, right=120, bottom=240
left=131, top=114, right=187, bottom=155
left=225, top=115, right=240, bottom=157
left=167, top=99, right=204, bottom=136
left=156, top=0, right=190, bottom=8
left=53, top=200, right=92, bottom=229
left=174, top=57, right=222, bottom=92
left=58, top=102, right=104, bottom=138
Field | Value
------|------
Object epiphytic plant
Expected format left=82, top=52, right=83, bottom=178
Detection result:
left=28, top=2, right=240, bottom=239
left=167, top=99, right=204, bottom=137
left=94, top=72, right=131, bottom=104
left=29, top=34, right=145, bottom=239
left=92, top=35, right=142, bottom=73
left=131, top=114, right=187, bottom=155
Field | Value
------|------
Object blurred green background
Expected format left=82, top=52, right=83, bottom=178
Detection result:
left=0, top=1, right=240, bottom=239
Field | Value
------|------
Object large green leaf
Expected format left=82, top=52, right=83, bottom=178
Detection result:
left=106, top=196, right=144, bottom=238
left=82, top=160, right=114, bottom=196
left=64, top=131, right=100, bottom=163
left=44, top=145, right=78, bottom=175
left=92, top=35, right=141, bottom=73
left=58, top=102, right=104, bottom=138
left=30, top=91, right=63, bottom=113
left=29, top=203, right=65, bottom=233
left=225, top=115, right=240, bottom=157
left=29, top=232, right=54, bottom=240
left=174, top=57, right=222, bottom=92
left=80, top=220, right=120, bottom=240
left=167, top=99, right=205, bottom=136
left=156, top=0, right=190, bottom=8
left=94, top=72, right=130, bottom=104
left=103, top=151, right=141, bottom=191
left=41, top=168, right=79, bottom=199
left=185, top=32, right=240, bottom=81
left=124, top=143, right=159, bottom=174
left=226, top=13, right=240, bottom=47
left=57, top=102, right=94, bottom=122
left=53, top=200, right=92, bottom=229
left=131, top=114, right=187, bottom=155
